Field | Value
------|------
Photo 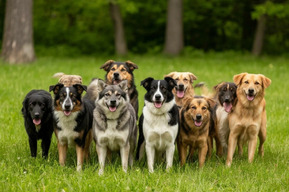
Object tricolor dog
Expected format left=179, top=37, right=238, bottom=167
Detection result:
left=49, top=83, right=94, bottom=171
left=136, top=77, right=178, bottom=173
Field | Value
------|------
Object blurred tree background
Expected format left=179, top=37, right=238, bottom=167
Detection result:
left=1, top=0, right=289, bottom=61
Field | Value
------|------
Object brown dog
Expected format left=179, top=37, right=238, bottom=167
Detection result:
left=226, top=73, right=271, bottom=167
left=165, top=72, right=198, bottom=107
left=100, top=60, right=139, bottom=117
left=53, top=72, right=82, bottom=87
left=178, top=96, right=215, bottom=167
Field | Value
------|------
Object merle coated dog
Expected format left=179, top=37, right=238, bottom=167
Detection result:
left=21, top=90, right=54, bottom=158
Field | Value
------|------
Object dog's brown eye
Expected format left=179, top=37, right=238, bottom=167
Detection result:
left=111, top=68, right=116, bottom=71
left=202, top=107, right=207, bottom=110
left=184, top=78, right=188, bottom=82
left=105, top=93, right=110, bottom=97
left=116, top=93, right=121, bottom=97
left=121, top=68, right=126, bottom=72
left=223, top=88, right=227, bottom=91
left=255, top=81, right=260, bottom=85
left=244, top=81, right=249, bottom=84
left=192, top=106, right=196, bottom=110
left=175, top=78, right=179, bottom=81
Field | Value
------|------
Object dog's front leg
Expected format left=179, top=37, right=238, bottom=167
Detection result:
left=258, top=110, right=267, bottom=157
left=120, top=144, right=130, bottom=173
left=248, top=125, right=258, bottom=163
left=226, top=130, right=238, bottom=167
left=198, top=143, right=208, bottom=168
left=41, top=137, right=51, bottom=158
left=29, top=137, right=37, bottom=157
left=146, top=144, right=155, bottom=173
left=96, top=145, right=107, bottom=175
left=58, top=142, right=67, bottom=166
left=166, top=144, right=175, bottom=171
left=76, top=145, right=85, bottom=171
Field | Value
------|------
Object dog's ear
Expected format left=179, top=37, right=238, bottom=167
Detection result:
left=188, top=72, right=197, bottom=84
left=141, top=77, right=154, bottom=91
left=49, top=83, right=64, bottom=94
left=183, top=97, right=193, bottom=111
left=164, top=72, right=176, bottom=78
left=100, top=60, right=115, bottom=71
left=206, top=97, right=216, bottom=111
left=164, top=77, right=177, bottom=91
left=233, top=72, right=248, bottom=86
left=213, top=82, right=225, bottom=91
left=97, top=79, right=107, bottom=92
left=125, top=60, right=138, bottom=72
left=119, top=80, right=128, bottom=93
left=21, top=96, right=29, bottom=115
left=260, top=74, right=271, bottom=88
left=73, top=84, right=87, bottom=95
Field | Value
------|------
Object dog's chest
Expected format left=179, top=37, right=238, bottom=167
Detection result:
left=95, top=119, right=129, bottom=150
left=216, top=107, right=229, bottom=129
left=54, top=111, right=80, bottom=146
left=143, top=108, right=178, bottom=150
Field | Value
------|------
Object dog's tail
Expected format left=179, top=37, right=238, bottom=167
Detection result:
left=194, top=82, right=213, bottom=98
left=53, top=72, right=65, bottom=79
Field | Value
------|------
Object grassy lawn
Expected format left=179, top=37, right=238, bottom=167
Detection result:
left=0, top=52, right=288, bottom=191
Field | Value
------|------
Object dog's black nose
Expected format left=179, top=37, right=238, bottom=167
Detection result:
left=34, top=112, right=40, bottom=119
left=224, top=96, right=230, bottom=103
left=196, top=114, right=202, bottom=120
left=114, top=73, right=119, bottom=79
left=248, top=89, right=254, bottom=94
left=64, top=104, right=71, bottom=110
left=179, top=84, right=184, bottom=89
left=110, top=100, right=116, bottom=105
left=155, top=94, right=161, bottom=100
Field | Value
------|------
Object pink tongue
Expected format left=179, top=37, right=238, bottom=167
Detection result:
left=176, top=90, right=185, bottom=98
left=247, top=95, right=255, bottom=101
left=154, top=102, right=162, bottom=108
left=64, top=111, right=71, bottom=116
left=223, top=102, right=232, bottom=113
left=109, top=106, right=117, bottom=112
left=194, top=121, right=202, bottom=127
left=33, top=119, right=41, bottom=125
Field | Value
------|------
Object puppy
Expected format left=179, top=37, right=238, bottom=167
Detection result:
left=226, top=73, right=271, bottom=167
left=136, top=77, right=178, bottom=173
left=100, top=60, right=139, bottom=117
left=213, top=82, right=237, bottom=155
left=53, top=72, right=82, bottom=87
left=49, top=83, right=94, bottom=171
left=21, top=90, right=54, bottom=158
left=93, top=80, right=137, bottom=175
left=164, top=72, right=198, bottom=107
left=178, top=96, right=215, bottom=167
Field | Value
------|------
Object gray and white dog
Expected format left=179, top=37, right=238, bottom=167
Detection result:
left=92, top=80, right=137, bottom=175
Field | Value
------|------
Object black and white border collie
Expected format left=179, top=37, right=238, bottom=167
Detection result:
left=136, top=77, right=179, bottom=173
left=49, top=83, right=94, bottom=171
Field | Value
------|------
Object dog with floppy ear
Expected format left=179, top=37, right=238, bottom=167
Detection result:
left=178, top=96, right=215, bottom=167
left=164, top=72, right=198, bottom=107
left=53, top=72, right=82, bottom=87
left=226, top=73, right=271, bottom=167
left=100, top=60, right=139, bottom=118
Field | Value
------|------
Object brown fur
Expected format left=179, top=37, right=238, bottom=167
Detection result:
left=177, top=96, right=215, bottom=167
left=53, top=72, right=82, bottom=87
left=165, top=72, right=197, bottom=107
left=226, top=73, right=271, bottom=166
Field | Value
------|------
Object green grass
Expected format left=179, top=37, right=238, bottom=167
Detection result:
left=0, top=53, right=288, bottom=191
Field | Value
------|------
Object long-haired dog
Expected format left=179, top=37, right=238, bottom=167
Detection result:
left=213, top=82, right=237, bottom=155
left=164, top=72, right=198, bottom=107
left=21, top=90, right=54, bottom=158
left=49, top=83, right=94, bottom=171
left=100, top=60, right=139, bottom=117
left=93, top=80, right=137, bottom=175
left=178, top=96, right=215, bottom=167
left=136, top=77, right=178, bottom=173
left=53, top=72, right=82, bottom=87
left=226, top=73, right=271, bottom=166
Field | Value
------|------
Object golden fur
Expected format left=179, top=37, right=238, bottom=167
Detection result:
left=226, top=73, right=271, bottom=166
left=165, top=72, right=197, bottom=107
left=53, top=72, right=82, bottom=87
left=177, top=96, right=215, bottom=167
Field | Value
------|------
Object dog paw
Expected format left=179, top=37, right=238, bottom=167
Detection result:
left=98, top=169, right=104, bottom=176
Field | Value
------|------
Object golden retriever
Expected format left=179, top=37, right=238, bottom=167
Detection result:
left=226, top=73, right=271, bottom=166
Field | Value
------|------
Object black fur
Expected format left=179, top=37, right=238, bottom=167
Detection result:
left=21, top=90, right=54, bottom=158
left=217, top=82, right=237, bottom=106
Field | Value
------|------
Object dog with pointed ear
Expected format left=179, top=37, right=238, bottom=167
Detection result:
left=226, top=72, right=271, bottom=167
left=53, top=72, right=83, bottom=87
left=99, top=59, right=139, bottom=119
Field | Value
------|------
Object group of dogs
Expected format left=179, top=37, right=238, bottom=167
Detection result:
left=21, top=60, right=271, bottom=174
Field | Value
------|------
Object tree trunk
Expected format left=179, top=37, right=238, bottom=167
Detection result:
left=109, top=2, right=127, bottom=56
left=252, top=14, right=266, bottom=56
left=1, top=0, right=35, bottom=64
left=164, top=0, right=183, bottom=56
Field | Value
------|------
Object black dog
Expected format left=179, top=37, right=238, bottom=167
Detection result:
left=21, top=90, right=54, bottom=158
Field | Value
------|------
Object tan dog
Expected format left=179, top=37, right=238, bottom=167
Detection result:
left=226, top=73, right=271, bottom=167
left=177, top=96, right=215, bottom=167
left=53, top=72, right=82, bottom=87
left=165, top=72, right=197, bottom=107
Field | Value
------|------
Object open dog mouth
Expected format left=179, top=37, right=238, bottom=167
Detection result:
left=33, top=119, right=41, bottom=126
left=113, top=79, right=122, bottom=85
left=107, top=104, right=117, bottom=112
left=246, top=93, right=255, bottom=101
left=154, top=101, right=163, bottom=108
left=194, top=120, right=202, bottom=127
left=223, top=102, right=233, bottom=113
left=64, top=110, right=72, bottom=116
left=176, top=87, right=185, bottom=98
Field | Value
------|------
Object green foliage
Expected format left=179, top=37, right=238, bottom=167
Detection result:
left=0, top=53, right=288, bottom=191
